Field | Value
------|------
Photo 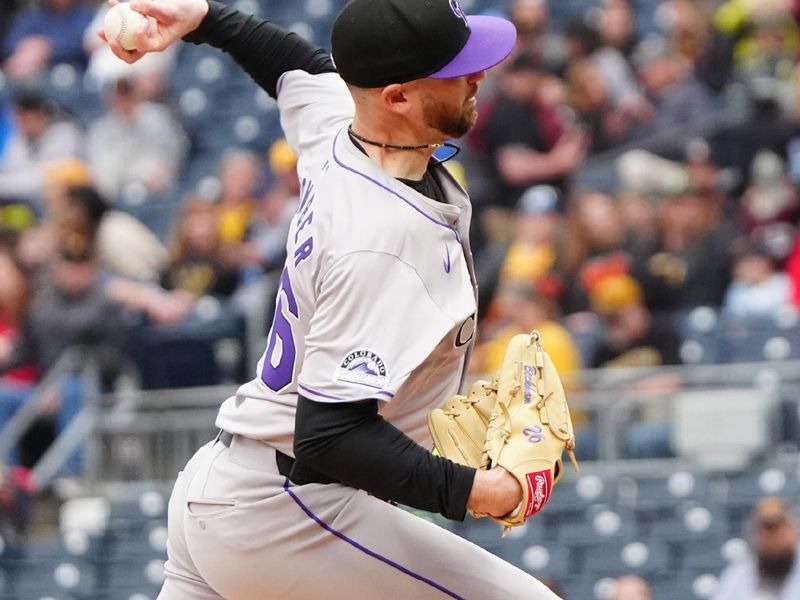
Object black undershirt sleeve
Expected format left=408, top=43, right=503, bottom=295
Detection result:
left=293, top=395, right=476, bottom=521
left=183, top=0, right=336, bottom=98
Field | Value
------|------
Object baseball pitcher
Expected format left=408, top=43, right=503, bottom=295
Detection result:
left=103, top=0, right=575, bottom=598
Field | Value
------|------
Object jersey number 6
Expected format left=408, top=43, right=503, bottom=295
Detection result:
left=261, top=267, right=298, bottom=391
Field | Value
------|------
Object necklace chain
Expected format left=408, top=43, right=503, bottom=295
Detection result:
left=347, top=126, right=442, bottom=151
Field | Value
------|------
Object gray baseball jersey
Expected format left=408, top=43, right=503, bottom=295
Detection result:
left=160, top=69, right=561, bottom=600
left=215, top=70, right=478, bottom=456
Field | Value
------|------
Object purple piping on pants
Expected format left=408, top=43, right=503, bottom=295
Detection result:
left=283, top=478, right=467, bottom=600
left=332, top=131, right=461, bottom=243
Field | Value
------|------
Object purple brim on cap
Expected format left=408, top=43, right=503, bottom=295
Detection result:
left=429, top=15, right=517, bottom=79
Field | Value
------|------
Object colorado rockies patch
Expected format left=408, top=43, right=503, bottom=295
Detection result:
left=336, top=350, right=387, bottom=389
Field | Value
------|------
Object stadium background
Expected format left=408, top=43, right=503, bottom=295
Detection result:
left=1, top=0, right=800, bottom=598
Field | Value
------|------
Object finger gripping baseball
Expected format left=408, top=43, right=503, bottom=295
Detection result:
left=482, top=330, right=579, bottom=534
left=104, top=3, right=149, bottom=51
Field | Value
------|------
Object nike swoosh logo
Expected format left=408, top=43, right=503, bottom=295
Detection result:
left=443, top=245, right=451, bottom=274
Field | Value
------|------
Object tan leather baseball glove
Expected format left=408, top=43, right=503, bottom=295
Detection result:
left=482, top=330, right=579, bottom=534
left=428, top=330, right=579, bottom=534
left=428, top=379, right=496, bottom=468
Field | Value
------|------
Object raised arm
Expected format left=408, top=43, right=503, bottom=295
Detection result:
left=101, top=0, right=334, bottom=98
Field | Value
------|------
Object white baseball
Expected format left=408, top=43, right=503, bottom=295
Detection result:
left=104, top=3, right=149, bottom=51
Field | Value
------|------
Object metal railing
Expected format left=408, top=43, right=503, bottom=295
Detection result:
left=3, top=358, right=795, bottom=493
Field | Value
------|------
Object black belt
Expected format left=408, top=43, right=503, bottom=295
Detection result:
left=216, top=430, right=337, bottom=485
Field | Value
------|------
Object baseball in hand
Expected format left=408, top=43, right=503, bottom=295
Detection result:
left=104, top=3, right=149, bottom=51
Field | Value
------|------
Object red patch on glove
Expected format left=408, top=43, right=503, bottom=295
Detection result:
left=524, top=469, right=553, bottom=518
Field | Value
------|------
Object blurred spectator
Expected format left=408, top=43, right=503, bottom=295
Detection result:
left=589, top=274, right=682, bottom=368
left=713, top=497, right=800, bottom=600
left=560, top=12, right=644, bottom=113
left=588, top=274, right=679, bottom=458
left=86, top=78, right=188, bottom=201
left=1, top=243, right=126, bottom=377
left=481, top=53, right=588, bottom=208
left=510, top=0, right=566, bottom=71
left=212, top=148, right=264, bottom=245
left=0, top=242, right=37, bottom=387
left=566, top=58, right=641, bottom=152
left=724, top=239, right=792, bottom=319
left=83, top=3, right=176, bottom=99
left=741, top=150, right=800, bottom=233
left=616, top=190, right=662, bottom=260
left=498, top=185, right=562, bottom=285
left=631, top=183, right=736, bottom=313
left=471, top=280, right=581, bottom=379
left=659, top=0, right=734, bottom=94
left=592, top=0, right=647, bottom=113
left=12, top=158, right=93, bottom=275
left=563, top=17, right=602, bottom=65
left=161, top=200, right=240, bottom=299
left=598, top=0, right=639, bottom=58
left=0, top=92, right=83, bottom=208
left=64, top=184, right=169, bottom=283
left=236, top=139, right=298, bottom=276
left=2, top=0, right=94, bottom=81
left=739, top=13, right=800, bottom=117
left=633, top=37, right=716, bottom=137
left=0, top=242, right=126, bottom=473
left=782, top=231, right=800, bottom=308
left=556, top=191, right=630, bottom=314
left=475, top=185, right=562, bottom=316
left=613, top=575, right=653, bottom=600
left=715, top=0, right=799, bottom=74
left=617, top=148, right=692, bottom=202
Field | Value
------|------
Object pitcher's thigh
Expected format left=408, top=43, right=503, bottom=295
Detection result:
left=186, top=482, right=561, bottom=600
left=318, top=492, right=563, bottom=600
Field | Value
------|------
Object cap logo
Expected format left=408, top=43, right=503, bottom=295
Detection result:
left=448, top=0, right=468, bottom=25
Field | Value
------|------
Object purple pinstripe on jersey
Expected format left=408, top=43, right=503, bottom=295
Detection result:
left=332, top=131, right=461, bottom=242
left=298, top=383, right=345, bottom=401
left=283, top=477, right=467, bottom=600
left=299, top=383, right=395, bottom=401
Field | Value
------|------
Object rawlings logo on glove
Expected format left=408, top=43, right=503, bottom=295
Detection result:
left=428, top=330, right=579, bottom=535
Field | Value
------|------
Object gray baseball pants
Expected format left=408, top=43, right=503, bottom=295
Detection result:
left=156, top=434, right=562, bottom=600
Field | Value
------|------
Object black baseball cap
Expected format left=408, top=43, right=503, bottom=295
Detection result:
left=331, top=0, right=517, bottom=88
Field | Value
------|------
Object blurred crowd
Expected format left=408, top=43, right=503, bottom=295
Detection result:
left=536, top=496, right=800, bottom=599
left=0, top=0, right=800, bottom=476
left=467, top=0, right=800, bottom=380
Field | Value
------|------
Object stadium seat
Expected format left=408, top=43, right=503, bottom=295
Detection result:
left=557, top=506, right=638, bottom=547
left=519, top=543, right=572, bottom=580
left=558, top=575, right=601, bottom=600
left=461, top=516, right=546, bottom=547
left=542, top=474, right=617, bottom=523
left=12, top=556, right=98, bottom=598
left=678, top=307, right=724, bottom=365
left=651, top=572, right=716, bottom=600
left=670, top=536, right=728, bottom=573
left=583, top=540, right=670, bottom=577
left=722, top=468, right=799, bottom=533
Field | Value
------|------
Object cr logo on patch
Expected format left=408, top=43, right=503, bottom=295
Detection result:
left=336, top=350, right=387, bottom=389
